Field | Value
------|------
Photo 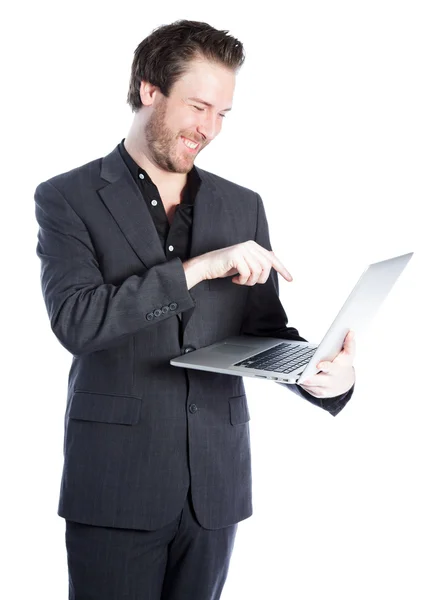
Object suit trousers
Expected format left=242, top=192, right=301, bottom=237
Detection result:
left=65, top=485, right=238, bottom=600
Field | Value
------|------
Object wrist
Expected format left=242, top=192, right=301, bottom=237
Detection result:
left=182, top=256, right=206, bottom=290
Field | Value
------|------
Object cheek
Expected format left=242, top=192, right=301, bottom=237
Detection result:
left=180, top=115, right=200, bottom=135
left=170, top=107, right=195, bottom=131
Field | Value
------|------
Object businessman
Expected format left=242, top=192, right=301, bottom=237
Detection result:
left=35, top=19, right=355, bottom=600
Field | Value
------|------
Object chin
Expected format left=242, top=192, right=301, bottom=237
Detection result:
left=172, top=155, right=195, bottom=173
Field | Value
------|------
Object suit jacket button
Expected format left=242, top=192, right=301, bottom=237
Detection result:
left=169, top=302, right=178, bottom=311
left=162, top=305, right=169, bottom=314
left=154, top=308, right=162, bottom=317
left=182, top=346, right=196, bottom=354
left=189, top=403, right=198, bottom=414
left=146, top=312, right=154, bottom=321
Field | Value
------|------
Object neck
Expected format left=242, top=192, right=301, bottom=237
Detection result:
left=124, top=123, right=188, bottom=192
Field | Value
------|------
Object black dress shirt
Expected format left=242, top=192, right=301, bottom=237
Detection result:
left=118, top=138, right=201, bottom=263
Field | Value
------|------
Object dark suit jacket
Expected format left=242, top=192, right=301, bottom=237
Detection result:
left=35, top=143, right=353, bottom=531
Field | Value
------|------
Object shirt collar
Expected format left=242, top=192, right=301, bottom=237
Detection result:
left=118, top=138, right=201, bottom=196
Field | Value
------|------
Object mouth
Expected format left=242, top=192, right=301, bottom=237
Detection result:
left=180, top=135, right=200, bottom=153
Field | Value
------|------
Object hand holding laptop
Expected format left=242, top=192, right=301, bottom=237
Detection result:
left=173, top=252, right=412, bottom=387
left=299, top=330, right=356, bottom=398
left=183, top=240, right=293, bottom=290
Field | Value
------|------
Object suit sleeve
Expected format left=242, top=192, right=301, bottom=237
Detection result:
left=34, top=180, right=195, bottom=356
left=240, top=193, right=354, bottom=417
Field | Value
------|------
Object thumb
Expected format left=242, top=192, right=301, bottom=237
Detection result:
left=342, top=330, right=356, bottom=359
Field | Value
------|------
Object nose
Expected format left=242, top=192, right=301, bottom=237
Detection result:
left=196, top=112, right=220, bottom=142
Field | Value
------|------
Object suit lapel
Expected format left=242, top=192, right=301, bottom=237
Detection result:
left=98, top=145, right=166, bottom=269
left=190, top=166, right=228, bottom=258
left=192, top=166, right=248, bottom=260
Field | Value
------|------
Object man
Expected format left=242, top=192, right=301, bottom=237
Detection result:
left=35, top=19, right=355, bottom=600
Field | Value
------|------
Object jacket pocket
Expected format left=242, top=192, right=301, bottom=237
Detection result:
left=69, top=390, right=142, bottom=425
left=229, top=394, right=250, bottom=425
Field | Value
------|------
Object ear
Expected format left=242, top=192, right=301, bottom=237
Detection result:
left=139, top=81, right=160, bottom=107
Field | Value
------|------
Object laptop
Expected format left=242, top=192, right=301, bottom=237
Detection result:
left=170, top=252, right=413, bottom=384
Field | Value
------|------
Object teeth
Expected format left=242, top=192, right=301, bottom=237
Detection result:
left=182, top=137, right=198, bottom=149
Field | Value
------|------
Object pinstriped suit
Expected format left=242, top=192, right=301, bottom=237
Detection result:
left=35, top=142, right=353, bottom=598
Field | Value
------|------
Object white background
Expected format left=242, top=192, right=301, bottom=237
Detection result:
left=1, top=1, right=420, bottom=598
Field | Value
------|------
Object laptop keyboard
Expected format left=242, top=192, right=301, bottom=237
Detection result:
left=234, top=343, right=317, bottom=374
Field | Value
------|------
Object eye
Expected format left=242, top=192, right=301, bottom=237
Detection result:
left=192, top=105, right=226, bottom=119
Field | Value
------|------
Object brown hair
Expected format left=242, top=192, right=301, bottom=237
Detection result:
left=126, top=19, right=245, bottom=112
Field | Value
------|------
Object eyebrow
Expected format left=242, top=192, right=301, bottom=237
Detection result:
left=187, top=97, right=232, bottom=112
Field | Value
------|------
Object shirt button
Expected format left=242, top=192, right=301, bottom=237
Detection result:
left=151, top=200, right=158, bottom=207
left=189, top=404, right=198, bottom=414
left=168, top=245, right=174, bottom=251
left=138, top=173, right=145, bottom=179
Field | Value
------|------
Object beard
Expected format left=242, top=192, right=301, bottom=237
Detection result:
left=144, top=97, right=202, bottom=174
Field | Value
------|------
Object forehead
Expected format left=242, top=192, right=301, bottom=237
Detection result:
left=172, top=59, right=236, bottom=107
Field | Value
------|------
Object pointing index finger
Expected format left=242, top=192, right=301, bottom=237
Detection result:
left=270, top=252, right=293, bottom=281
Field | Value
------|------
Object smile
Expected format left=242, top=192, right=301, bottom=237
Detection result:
left=181, top=136, right=199, bottom=150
